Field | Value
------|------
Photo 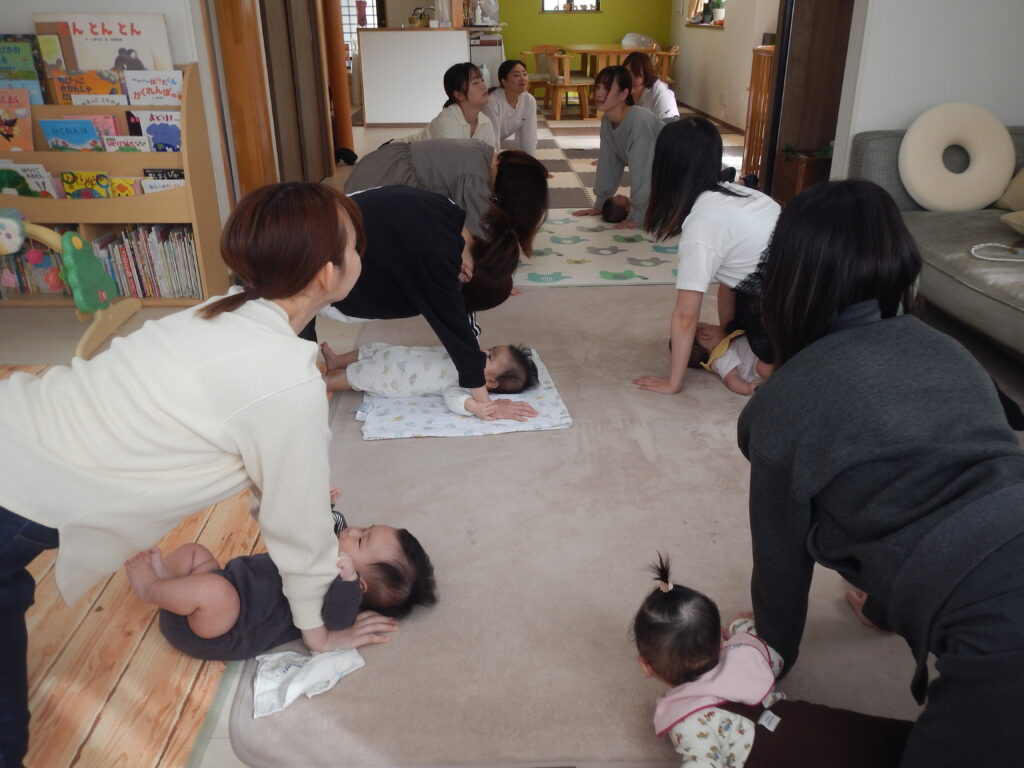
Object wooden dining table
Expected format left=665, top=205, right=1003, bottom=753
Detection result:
left=562, top=43, right=657, bottom=77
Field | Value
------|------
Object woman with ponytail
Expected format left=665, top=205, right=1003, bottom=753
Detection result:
left=0, top=183, right=368, bottom=765
left=344, top=139, right=548, bottom=249
left=400, top=62, right=498, bottom=151
left=633, top=554, right=911, bottom=768
left=311, top=185, right=538, bottom=420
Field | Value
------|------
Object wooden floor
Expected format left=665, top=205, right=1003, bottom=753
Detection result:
left=5, top=365, right=261, bottom=767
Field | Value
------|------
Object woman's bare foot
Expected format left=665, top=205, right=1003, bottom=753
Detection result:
left=126, top=548, right=164, bottom=603
left=845, top=589, right=882, bottom=630
left=320, top=341, right=358, bottom=371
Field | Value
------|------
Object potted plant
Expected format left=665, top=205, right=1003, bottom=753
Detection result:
left=711, top=0, right=726, bottom=23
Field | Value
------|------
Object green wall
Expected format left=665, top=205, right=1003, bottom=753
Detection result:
left=500, top=1, right=674, bottom=69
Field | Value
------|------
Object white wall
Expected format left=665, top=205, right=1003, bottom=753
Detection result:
left=0, top=0, right=231, bottom=221
left=669, top=0, right=779, bottom=127
left=833, top=0, right=1024, bottom=177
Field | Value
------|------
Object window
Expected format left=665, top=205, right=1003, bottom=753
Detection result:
left=339, top=0, right=379, bottom=57
left=541, top=1, right=601, bottom=12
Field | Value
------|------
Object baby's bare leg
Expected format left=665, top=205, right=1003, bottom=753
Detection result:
left=755, top=360, right=775, bottom=380
left=320, top=341, right=359, bottom=371
left=126, top=548, right=241, bottom=639
left=162, top=542, right=220, bottom=578
left=324, top=368, right=353, bottom=393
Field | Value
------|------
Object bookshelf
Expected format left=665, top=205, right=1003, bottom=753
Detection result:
left=0, top=62, right=228, bottom=308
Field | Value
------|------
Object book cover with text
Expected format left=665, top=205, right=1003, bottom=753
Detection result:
left=0, top=89, right=33, bottom=152
left=33, top=21, right=78, bottom=74
left=69, top=114, right=119, bottom=137
left=0, top=163, right=59, bottom=197
left=32, top=13, right=173, bottom=72
left=0, top=78, right=44, bottom=106
left=127, top=109, right=181, bottom=151
left=51, top=69, right=124, bottom=105
left=104, top=135, right=150, bottom=152
left=123, top=70, right=182, bottom=106
left=60, top=170, right=111, bottom=198
left=40, top=118, right=105, bottom=152
left=109, top=176, right=142, bottom=196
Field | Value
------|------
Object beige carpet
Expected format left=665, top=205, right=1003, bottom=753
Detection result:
left=229, top=285, right=922, bottom=768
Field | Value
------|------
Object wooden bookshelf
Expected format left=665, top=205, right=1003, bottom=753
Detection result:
left=0, top=62, right=228, bottom=308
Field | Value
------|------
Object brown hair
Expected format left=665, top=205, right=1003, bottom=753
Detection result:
left=201, top=183, right=365, bottom=319
left=622, top=51, right=658, bottom=89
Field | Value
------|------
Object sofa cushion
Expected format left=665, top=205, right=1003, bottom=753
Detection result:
left=996, top=167, right=1024, bottom=211
left=849, top=127, right=1024, bottom=212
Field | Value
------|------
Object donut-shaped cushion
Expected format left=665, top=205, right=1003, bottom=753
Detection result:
left=898, top=103, right=1015, bottom=212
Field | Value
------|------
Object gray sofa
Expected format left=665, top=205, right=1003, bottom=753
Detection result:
left=849, top=128, right=1024, bottom=358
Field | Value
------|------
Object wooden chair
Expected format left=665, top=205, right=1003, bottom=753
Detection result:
left=520, top=45, right=558, bottom=111
left=653, top=45, right=680, bottom=85
left=548, top=52, right=594, bottom=120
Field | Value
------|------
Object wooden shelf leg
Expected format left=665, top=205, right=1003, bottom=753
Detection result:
left=74, top=298, right=143, bottom=360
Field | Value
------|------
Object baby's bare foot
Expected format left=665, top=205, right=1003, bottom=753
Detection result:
left=125, top=548, right=162, bottom=603
left=149, top=548, right=171, bottom=581
left=845, top=589, right=881, bottom=630
left=320, top=341, right=345, bottom=370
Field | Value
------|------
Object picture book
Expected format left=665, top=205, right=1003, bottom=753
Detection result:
left=0, top=35, right=46, bottom=81
left=143, top=168, right=184, bottom=180
left=123, top=70, right=182, bottom=106
left=141, top=178, right=185, bottom=194
left=0, top=89, right=33, bottom=152
left=0, top=78, right=44, bottom=106
left=127, top=110, right=181, bottom=151
left=32, top=13, right=173, bottom=73
left=0, top=163, right=59, bottom=197
left=51, top=69, right=124, bottom=106
left=34, top=21, right=78, bottom=74
left=109, top=176, right=142, bottom=196
left=60, top=170, right=111, bottom=198
left=70, top=93, right=128, bottom=106
left=69, top=114, right=119, bottom=138
left=104, top=135, right=150, bottom=152
left=39, top=119, right=105, bottom=152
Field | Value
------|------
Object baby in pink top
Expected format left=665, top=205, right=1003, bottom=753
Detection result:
left=632, top=554, right=912, bottom=768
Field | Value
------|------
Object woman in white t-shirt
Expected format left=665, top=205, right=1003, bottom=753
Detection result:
left=623, top=51, right=679, bottom=123
left=633, top=117, right=780, bottom=395
left=401, top=62, right=498, bottom=151
left=482, top=59, right=538, bottom=155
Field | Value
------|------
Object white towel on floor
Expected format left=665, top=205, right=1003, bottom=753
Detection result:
left=252, top=648, right=365, bottom=718
left=352, top=347, right=573, bottom=440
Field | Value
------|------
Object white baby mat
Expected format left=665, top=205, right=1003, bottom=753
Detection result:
left=228, top=287, right=923, bottom=768
left=514, top=209, right=680, bottom=288
left=352, top=344, right=572, bottom=440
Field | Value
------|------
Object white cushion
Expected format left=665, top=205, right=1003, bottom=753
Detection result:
left=898, top=103, right=1015, bottom=212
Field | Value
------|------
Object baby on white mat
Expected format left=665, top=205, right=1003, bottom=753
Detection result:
left=321, top=341, right=540, bottom=421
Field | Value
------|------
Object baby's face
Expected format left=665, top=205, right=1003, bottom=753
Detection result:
left=695, top=323, right=727, bottom=352
left=337, top=525, right=402, bottom=574
left=483, top=345, right=512, bottom=379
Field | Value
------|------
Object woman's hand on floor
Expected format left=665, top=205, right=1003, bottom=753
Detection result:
left=572, top=208, right=601, bottom=217
left=303, top=612, right=399, bottom=653
left=612, top=219, right=638, bottom=229
left=632, top=375, right=682, bottom=394
left=488, top=399, right=539, bottom=421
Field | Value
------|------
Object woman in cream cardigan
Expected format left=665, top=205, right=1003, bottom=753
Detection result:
left=0, top=183, right=380, bottom=767
left=400, top=62, right=498, bottom=151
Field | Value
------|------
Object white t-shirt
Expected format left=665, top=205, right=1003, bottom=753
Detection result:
left=674, top=183, right=780, bottom=292
left=401, top=104, right=498, bottom=151
left=638, top=79, right=680, bottom=122
left=711, top=335, right=761, bottom=383
left=482, top=88, right=538, bottom=155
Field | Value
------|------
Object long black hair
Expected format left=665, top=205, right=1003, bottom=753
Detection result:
left=632, top=554, right=721, bottom=686
left=644, top=117, right=744, bottom=241
left=462, top=150, right=549, bottom=312
left=442, top=62, right=482, bottom=108
left=760, top=179, right=922, bottom=366
left=488, top=59, right=526, bottom=94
